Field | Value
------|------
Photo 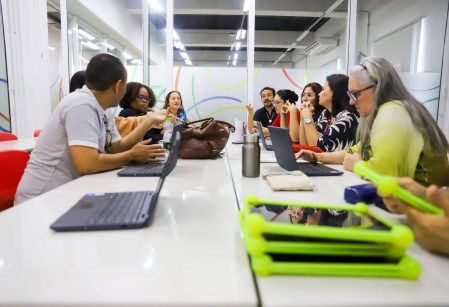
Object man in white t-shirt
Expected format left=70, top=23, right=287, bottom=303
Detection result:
left=15, top=54, right=166, bottom=204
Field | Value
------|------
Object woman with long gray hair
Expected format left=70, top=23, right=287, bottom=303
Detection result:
left=297, top=56, right=449, bottom=186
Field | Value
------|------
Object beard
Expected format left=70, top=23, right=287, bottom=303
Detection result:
left=263, top=100, right=273, bottom=107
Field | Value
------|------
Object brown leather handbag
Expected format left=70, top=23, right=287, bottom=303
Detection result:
left=179, top=118, right=235, bottom=159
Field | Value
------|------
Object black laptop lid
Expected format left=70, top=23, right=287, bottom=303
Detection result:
left=161, top=131, right=181, bottom=178
left=268, top=126, right=299, bottom=171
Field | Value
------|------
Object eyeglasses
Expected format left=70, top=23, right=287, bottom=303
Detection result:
left=136, top=94, right=151, bottom=102
left=346, top=84, right=376, bottom=102
left=301, top=93, right=315, bottom=98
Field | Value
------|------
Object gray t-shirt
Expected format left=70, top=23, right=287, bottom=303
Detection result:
left=15, top=86, right=121, bottom=204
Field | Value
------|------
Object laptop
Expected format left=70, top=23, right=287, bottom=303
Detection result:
left=256, top=121, right=273, bottom=151
left=117, top=124, right=182, bottom=177
left=49, top=134, right=181, bottom=232
left=268, top=126, right=343, bottom=176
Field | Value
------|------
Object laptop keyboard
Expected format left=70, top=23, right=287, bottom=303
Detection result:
left=141, top=163, right=164, bottom=174
left=88, top=191, right=153, bottom=225
left=296, top=163, right=341, bottom=176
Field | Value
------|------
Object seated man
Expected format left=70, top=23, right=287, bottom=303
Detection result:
left=15, top=54, right=165, bottom=204
left=246, top=86, right=277, bottom=136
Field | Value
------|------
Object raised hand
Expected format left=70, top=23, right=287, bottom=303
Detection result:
left=130, top=140, right=166, bottom=163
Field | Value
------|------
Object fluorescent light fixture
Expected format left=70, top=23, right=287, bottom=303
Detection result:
left=174, top=41, right=181, bottom=49
left=184, top=59, right=192, bottom=65
left=231, top=43, right=235, bottom=51
left=236, top=29, right=242, bottom=40
left=227, top=61, right=230, bottom=65
left=243, top=0, right=249, bottom=11
left=149, top=0, right=163, bottom=12
left=234, top=53, right=238, bottom=60
left=81, top=41, right=101, bottom=50
left=48, top=46, right=55, bottom=51
left=173, top=30, right=180, bottom=41
left=178, top=42, right=185, bottom=50
left=102, top=42, right=115, bottom=50
left=227, top=55, right=231, bottom=60
left=232, top=59, right=237, bottom=65
left=241, top=29, right=246, bottom=40
left=180, top=52, right=188, bottom=59
left=235, top=42, right=241, bottom=51
left=78, top=29, right=95, bottom=41
left=131, top=59, right=142, bottom=65
left=123, top=52, right=133, bottom=60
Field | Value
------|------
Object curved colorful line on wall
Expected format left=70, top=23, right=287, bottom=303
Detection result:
left=58, top=78, right=63, bottom=103
left=190, top=72, right=201, bottom=119
left=0, top=126, right=11, bottom=132
left=0, top=112, right=10, bottom=122
left=150, top=85, right=167, bottom=108
left=408, top=85, right=440, bottom=92
left=215, top=69, right=262, bottom=91
left=175, top=66, right=182, bottom=91
left=281, top=68, right=303, bottom=91
left=185, top=95, right=242, bottom=114
left=0, top=78, right=7, bottom=84
left=421, top=97, right=439, bottom=105
left=50, top=76, right=60, bottom=89
left=205, top=106, right=246, bottom=118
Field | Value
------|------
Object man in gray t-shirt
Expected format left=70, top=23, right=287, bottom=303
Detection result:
left=15, top=54, right=166, bottom=204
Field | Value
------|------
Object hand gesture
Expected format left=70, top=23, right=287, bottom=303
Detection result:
left=246, top=104, right=254, bottom=114
left=281, top=100, right=291, bottom=114
left=300, top=102, right=313, bottom=118
left=146, top=109, right=168, bottom=126
left=130, top=140, right=166, bottom=163
left=343, top=152, right=361, bottom=171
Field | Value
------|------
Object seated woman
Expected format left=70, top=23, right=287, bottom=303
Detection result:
left=299, top=75, right=358, bottom=152
left=297, top=56, right=449, bottom=187
left=118, top=82, right=162, bottom=143
left=301, top=82, right=324, bottom=123
left=163, top=91, right=188, bottom=123
left=271, top=89, right=301, bottom=142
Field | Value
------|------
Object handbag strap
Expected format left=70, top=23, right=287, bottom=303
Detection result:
left=187, top=117, right=214, bottom=125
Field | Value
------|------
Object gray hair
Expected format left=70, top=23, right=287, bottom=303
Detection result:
left=349, top=56, right=449, bottom=159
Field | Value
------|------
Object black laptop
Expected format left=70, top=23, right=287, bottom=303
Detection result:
left=50, top=133, right=181, bottom=232
left=117, top=124, right=182, bottom=177
left=256, top=121, right=273, bottom=151
left=267, top=126, right=343, bottom=176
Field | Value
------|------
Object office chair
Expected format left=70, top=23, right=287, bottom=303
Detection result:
left=0, top=150, right=29, bottom=212
left=0, top=132, right=18, bottom=142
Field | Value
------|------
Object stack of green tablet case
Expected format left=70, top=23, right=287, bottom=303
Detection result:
left=239, top=195, right=421, bottom=279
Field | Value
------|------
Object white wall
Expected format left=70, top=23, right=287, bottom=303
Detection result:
left=0, top=4, right=10, bottom=132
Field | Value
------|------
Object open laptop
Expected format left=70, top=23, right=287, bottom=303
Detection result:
left=49, top=133, right=181, bottom=232
left=117, top=124, right=182, bottom=177
left=268, top=126, right=343, bottom=176
left=256, top=121, right=273, bottom=151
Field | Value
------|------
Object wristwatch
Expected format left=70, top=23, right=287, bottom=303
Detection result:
left=304, top=117, right=313, bottom=124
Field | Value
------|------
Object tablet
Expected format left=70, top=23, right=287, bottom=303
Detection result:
left=353, top=161, right=443, bottom=215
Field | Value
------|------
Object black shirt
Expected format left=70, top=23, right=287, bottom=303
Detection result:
left=253, top=107, right=278, bottom=127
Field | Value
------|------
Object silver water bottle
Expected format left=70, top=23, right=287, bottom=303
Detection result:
left=242, top=134, right=260, bottom=177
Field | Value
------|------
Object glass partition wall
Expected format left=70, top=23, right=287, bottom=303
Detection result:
left=0, top=2, right=10, bottom=132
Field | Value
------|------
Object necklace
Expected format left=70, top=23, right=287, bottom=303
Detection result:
left=266, top=109, right=276, bottom=124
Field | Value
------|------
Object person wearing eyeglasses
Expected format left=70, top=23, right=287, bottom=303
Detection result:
left=270, top=89, right=301, bottom=142
left=15, top=54, right=167, bottom=205
left=118, top=82, right=163, bottom=143
left=119, top=82, right=156, bottom=117
left=163, top=91, right=188, bottom=123
left=298, top=75, right=359, bottom=152
left=297, top=56, right=449, bottom=187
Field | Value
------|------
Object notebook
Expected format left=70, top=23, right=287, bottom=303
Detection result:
left=50, top=176, right=165, bottom=232
left=117, top=125, right=182, bottom=177
left=268, top=126, right=343, bottom=176
left=256, top=121, right=273, bottom=151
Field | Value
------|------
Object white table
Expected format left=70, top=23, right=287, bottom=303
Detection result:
left=0, top=138, right=36, bottom=153
left=225, top=143, right=449, bottom=306
left=0, top=157, right=257, bottom=306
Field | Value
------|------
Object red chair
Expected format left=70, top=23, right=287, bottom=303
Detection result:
left=0, top=132, right=18, bottom=142
left=0, top=150, right=29, bottom=212
left=34, top=129, right=42, bottom=138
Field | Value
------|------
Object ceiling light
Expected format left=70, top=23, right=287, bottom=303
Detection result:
left=243, top=0, right=249, bottom=11
left=234, top=53, right=238, bottom=60
left=173, top=30, right=180, bottom=41
left=178, top=42, right=185, bottom=51
left=77, top=29, right=95, bottom=41
left=241, top=29, right=246, bottom=40
left=180, top=52, right=188, bottom=59
left=230, top=43, right=235, bottom=51
left=123, top=52, right=133, bottom=60
left=235, top=42, right=241, bottom=51
left=184, top=59, right=192, bottom=65
left=149, top=0, right=163, bottom=12
left=81, top=41, right=101, bottom=50
left=102, top=42, right=115, bottom=50
left=236, top=29, right=242, bottom=40
left=48, top=46, right=55, bottom=51
left=228, top=55, right=231, bottom=60
left=232, top=59, right=237, bottom=65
